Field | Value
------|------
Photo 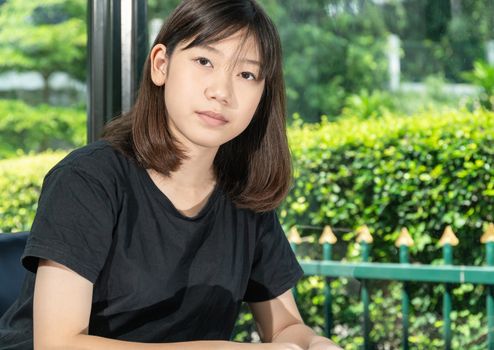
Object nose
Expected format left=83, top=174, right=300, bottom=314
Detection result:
left=204, top=72, right=232, bottom=105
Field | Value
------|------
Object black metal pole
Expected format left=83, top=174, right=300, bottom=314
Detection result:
left=87, top=0, right=147, bottom=143
left=121, top=0, right=148, bottom=113
left=87, top=0, right=108, bottom=143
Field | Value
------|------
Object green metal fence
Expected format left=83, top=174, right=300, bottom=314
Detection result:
left=290, top=223, right=494, bottom=350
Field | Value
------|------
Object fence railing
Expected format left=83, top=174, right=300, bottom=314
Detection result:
left=290, top=223, right=494, bottom=350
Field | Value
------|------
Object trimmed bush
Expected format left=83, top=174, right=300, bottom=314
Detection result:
left=283, top=109, right=494, bottom=261
left=0, top=151, right=67, bottom=233
left=0, top=99, right=85, bottom=159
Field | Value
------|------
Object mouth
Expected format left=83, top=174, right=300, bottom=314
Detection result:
left=196, top=111, right=229, bottom=126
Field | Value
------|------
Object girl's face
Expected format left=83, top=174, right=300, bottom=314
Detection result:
left=150, top=31, right=266, bottom=151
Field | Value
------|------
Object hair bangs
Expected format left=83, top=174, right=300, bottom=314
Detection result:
left=174, top=2, right=278, bottom=82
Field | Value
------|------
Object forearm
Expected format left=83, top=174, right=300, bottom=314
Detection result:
left=38, top=334, right=263, bottom=350
left=271, top=323, right=341, bottom=350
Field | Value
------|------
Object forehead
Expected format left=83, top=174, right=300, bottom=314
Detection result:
left=180, top=30, right=261, bottom=61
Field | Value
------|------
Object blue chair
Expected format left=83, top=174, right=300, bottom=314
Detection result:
left=0, top=232, right=29, bottom=316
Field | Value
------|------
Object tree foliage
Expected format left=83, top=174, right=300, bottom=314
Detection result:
left=389, top=0, right=494, bottom=83
left=261, top=0, right=393, bottom=121
left=0, top=0, right=86, bottom=99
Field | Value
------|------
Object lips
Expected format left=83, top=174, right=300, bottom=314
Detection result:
left=197, top=111, right=228, bottom=122
left=196, top=111, right=229, bottom=126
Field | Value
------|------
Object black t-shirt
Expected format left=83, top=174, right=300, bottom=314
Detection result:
left=0, top=140, right=303, bottom=349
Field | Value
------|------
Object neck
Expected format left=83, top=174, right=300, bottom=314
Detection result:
left=148, top=118, right=222, bottom=189
left=171, top=146, right=218, bottom=189
left=148, top=144, right=218, bottom=190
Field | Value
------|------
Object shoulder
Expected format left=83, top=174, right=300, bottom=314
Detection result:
left=257, top=210, right=283, bottom=236
left=45, top=140, right=133, bottom=186
left=50, top=140, right=123, bottom=171
left=214, top=190, right=279, bottom=232
left=230, top=204, right=282, bottom=241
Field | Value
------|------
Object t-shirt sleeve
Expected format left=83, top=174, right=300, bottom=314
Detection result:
left=22, top=164, right=116, bottom=284
left=242, top=211, right=304, bottom=302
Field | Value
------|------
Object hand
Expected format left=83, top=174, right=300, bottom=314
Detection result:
left=259, top=343, right=304, bottom=350
left=309, top=343, right=342, bottom=350
left=308, top=336, right=343, bottom=350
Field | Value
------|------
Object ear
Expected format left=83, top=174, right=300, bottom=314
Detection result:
left=150, top=44, right=168, bottom=86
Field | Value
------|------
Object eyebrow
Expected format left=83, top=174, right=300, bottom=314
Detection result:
left=198, top=44, right=261, bottom=66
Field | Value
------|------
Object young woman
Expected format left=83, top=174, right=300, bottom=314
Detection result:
left=0, top=1, right=341, bottom=349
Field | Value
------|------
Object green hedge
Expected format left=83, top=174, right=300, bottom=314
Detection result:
left=1, top=109, right=493, bottom=348
left=283, top=108, right=494, bottom=262
left=0, top=99, right=86, bottom=159
left=0, top=152, right=67, bottom=232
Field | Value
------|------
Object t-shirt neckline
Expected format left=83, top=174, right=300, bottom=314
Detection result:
left=137, top=165, right=221, bottom=221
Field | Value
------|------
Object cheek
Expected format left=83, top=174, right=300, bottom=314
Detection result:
left=165, top=72, right=190, bottom=97
left=243, top=85, right=264, bottom=115
left=164, top=74, right=192, bottom=114
left=236, top=91, right=264, bottom=132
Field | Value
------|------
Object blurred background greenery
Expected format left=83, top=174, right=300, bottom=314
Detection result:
left=1, top=0, right=494, bottom=349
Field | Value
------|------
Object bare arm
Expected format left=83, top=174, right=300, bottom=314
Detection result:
left=248, top=290, right=342, bottom=350
left=34, top=259, right=299, bottom=350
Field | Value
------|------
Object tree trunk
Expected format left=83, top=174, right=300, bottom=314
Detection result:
left=450, top=0, right=462, bottom=18
left=489, top=0, right=494, bottom=40
left=41, top=72, right=51, bottom=103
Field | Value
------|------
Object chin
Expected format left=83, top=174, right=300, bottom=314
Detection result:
left=185, top=131, right=242, bottom=149
left=188, top=136, right=229, bottom=149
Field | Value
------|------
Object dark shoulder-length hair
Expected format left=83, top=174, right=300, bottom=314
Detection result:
left=102, top=0, right=291, bottom=212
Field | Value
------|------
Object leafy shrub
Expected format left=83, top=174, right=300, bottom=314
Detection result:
left=462, top=60, right=494, bottom=110
left=0, top=151, right=66, bottom=233
left=0, top=99, right=85, bottom=159
left=283, top=108, right=494, bottom=237
left=341, top=89, right=395, bottom=120
left=341, top=76, right=470, bottom=121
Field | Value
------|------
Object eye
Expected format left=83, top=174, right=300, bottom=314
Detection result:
left=240, top=72, right=257, bottom=81
left=194, top=57, right=212, bottom=67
